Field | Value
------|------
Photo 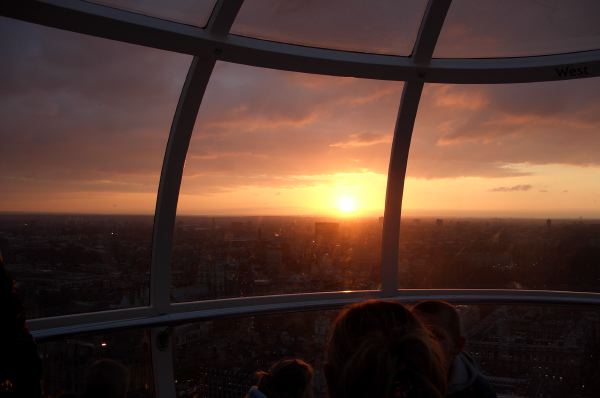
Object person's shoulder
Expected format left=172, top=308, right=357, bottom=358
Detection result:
left=450, top=353, right=497, bottom=398
left=247, top=385, right=268, bottom=398
left=448, top=376, right=497, bottom=398
left=471, top=373, right=497, bottom=398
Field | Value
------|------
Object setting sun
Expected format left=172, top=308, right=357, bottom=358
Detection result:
left=338, top=196, right=358, bottom=214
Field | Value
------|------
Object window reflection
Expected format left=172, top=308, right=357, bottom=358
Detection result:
left=401, top=79, right=600, bottom=291
left=0, top=18, right=190, bottom=316
left=435, top=0, right=600, bottom=58
left=232, top=0, right=428, bottom=55
left=173, top=305, right=600, bottom=398
left=172, top=62, right=403, bottom=300
left=89, top=0, right=217, bottom=27
left=39, top=329, right=154, bottom=398
left=461, top=304, right=600, bottom=397
left=174, top=311, right=338, bottom=397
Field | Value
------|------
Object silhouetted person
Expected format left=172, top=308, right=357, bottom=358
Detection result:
left=81, top=359, right=129, bottom=398
left=246, top=358, right=314, bottom=398
left=0, top=255, right=42, bottom=397
left=325, top=300, right=447, bottom=398
left=413, top=301, right=496, bottom=398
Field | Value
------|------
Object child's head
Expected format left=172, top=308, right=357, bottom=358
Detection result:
left=325, top=300, right=446, bottom=398
left=82, top=359, right=129, bottom=398
left=412, top=301, right=465, bottom=370
left=256, top=358, right=314, bottom=398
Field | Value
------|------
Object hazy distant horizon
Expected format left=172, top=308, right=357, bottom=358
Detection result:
left=2, top=210, right=599, bottom=221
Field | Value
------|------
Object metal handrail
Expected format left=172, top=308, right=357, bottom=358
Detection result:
left=30, top=289, right=600, bottom=341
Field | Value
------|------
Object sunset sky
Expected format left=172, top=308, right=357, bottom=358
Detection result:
left=1, top=1, right=600, bottom=218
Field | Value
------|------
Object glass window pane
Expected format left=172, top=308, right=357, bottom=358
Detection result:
left=89, top=0, right=217, bottom=27
left=231, top=0, right=428, bottom=55
left=401, top=78, right=600, bottom=291
left=174, top=304, right=600, bottom=398
left=39, top=329, right=154, bottom=397
left=460, top=304, right=600, bottom=398
left=174, top=310, right=338, bottom=397
left=435, top=0, right=600, bottom=58
left=172, top=62, right=404, bottom=301
left=0, top=18, right=191, bottom=317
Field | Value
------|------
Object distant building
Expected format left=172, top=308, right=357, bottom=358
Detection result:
left=436, top=218, right=444, bottom=226
left=315, top=222, right=339, bottom=243
left=228, top=221, right=256, bottom=241
left=265, top=242, right=283, bottom=271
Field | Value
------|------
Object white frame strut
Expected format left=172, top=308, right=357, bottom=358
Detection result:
left=149, top=1, right=244, bottom=396
left=381, top=0, right=452, bottom=295
left=1, top=0, right=600, bottom=397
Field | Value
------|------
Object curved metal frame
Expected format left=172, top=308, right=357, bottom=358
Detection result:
left=149, top=1, right=244, bottom=395
left=150, top=55, right=218, bottom=397
left=31, top=289, right=600, bottom=341
left=3, top=0, right=600, bottom=83
left=381, top=0, right=452, bottom=295
left=2, top=0, right=600, bottom=396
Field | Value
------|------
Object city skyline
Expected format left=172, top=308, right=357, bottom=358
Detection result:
left=3, top=2, right=600, bottom=398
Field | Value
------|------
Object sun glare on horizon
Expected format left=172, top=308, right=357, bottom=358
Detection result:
left=337, top=195, right=358, bottom=214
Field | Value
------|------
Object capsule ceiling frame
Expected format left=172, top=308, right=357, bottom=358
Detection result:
left=3, top=1, right=600, bottom=396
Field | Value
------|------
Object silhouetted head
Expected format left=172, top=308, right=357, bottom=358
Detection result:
left=254, top=358, right=314, bottom=398
left=412, top=301, right=465, bottom=371
left=82, top=359, right=129, bottom=398
left=0, top=256, right=26, bottom=337
left=325, top=300, right=446, bottom=398
left=0, top=256, right=42, bottom=397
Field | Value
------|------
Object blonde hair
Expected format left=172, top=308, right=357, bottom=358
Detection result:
left=325, top=300, right=446, bottom=398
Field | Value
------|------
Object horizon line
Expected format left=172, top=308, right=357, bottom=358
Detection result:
left=1, top=211, right=599, bottom=221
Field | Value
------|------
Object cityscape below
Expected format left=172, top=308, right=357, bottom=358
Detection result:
left=1, top=213, right=599, bottom=397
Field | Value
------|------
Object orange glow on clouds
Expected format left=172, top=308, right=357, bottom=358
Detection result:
left=177, top=171, right=388, bottom=217
left=3, top=21, right=600, bottom=219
